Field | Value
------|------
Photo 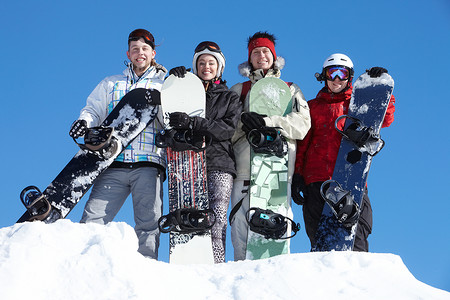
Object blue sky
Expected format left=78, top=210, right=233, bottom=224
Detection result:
left=1, top=0, right=449, bottom=292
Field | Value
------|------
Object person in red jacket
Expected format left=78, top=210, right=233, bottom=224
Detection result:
left=292, top=53, right=395, bottom=252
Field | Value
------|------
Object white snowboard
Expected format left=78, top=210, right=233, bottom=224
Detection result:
left=161, top=72, right=214, bottom=265
left=161, top=72, right=206, bottom=122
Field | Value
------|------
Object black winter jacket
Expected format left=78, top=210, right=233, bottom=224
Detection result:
left=191, top=81, right=242, bottom=178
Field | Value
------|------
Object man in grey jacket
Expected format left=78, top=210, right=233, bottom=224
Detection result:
left=69, top=29, right=167, bottom=259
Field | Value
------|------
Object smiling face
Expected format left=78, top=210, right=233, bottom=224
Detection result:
left=327, top=77, right=349, bottom=94
left=249, top=46, right=274, bottom=72
left=196, top=54, right=218, bottom=81
left=127, top=38, right=156, bottom=76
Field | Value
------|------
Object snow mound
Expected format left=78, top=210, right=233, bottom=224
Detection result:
left=0, top=220, right=448, bottom=300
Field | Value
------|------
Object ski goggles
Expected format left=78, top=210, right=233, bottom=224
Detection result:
left=128, top=29, right=155, bottom=48
left=194, top=41, right=222, bottom=53
left=325, top=66, right=351, bottom=81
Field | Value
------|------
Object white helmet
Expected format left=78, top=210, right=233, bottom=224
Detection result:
left=315, top=53, right=354, bottom=82
left=323, top=53, right=354, bottom=69
left=192, top=41, right=226, bottom=80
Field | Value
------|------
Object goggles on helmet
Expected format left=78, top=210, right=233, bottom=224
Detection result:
left=128, top=29, right=155, bottom=48
left=325, top=66, right=351, bottom=81
left=194, top=41, right=222, bottom=54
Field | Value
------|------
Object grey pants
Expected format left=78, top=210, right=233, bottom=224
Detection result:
left=229, top=180, right=251, bottom=261
left=80, top=167, right=163, bottom=259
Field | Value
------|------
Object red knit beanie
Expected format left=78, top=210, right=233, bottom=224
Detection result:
left=248, top=37, right=277, bottom=61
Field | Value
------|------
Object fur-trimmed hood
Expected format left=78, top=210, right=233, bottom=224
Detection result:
left=238, top=56, right=285, bottom=78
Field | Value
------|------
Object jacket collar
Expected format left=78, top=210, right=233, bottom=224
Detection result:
left=237, top=56, right=285, bottom=83
left=124, top=62, right=167, bottom=84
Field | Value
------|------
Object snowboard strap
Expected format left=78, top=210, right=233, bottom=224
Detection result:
left=247, top=126, right=288, bottom=158
left=320, top=180, right=360, bottom=228
left=20, top=186, right=52, bottom=222
left=335, top=115, right=385, bottom=156
left=158, top=208, right=216, bottom=234
left=155, top=129, right=212, bottom=152
left=246, top=207, right=300, bottom=240
left=73, top=126, right=120, bottom=159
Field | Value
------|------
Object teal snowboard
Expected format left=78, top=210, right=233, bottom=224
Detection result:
left=246, top=77, right=293, bottom=260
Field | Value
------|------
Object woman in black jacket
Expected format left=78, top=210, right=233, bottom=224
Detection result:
left=168, top=41, right=242, bottom=263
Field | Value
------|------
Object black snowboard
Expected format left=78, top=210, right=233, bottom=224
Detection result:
left=17, top=88, right=161, bottom=223
left=312, top=73, right=394, bottom=251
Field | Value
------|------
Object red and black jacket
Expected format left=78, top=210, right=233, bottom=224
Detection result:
left=295, top=84, right=395, bottom=185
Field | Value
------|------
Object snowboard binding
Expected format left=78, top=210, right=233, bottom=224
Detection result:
left=20, top=186, right=52, bottom=221
left=158, top=208, right=216, bottom=234
left=155, top=129, right=212, bottom=152
left=335, top=115, right=385, bottom=156
left=320, top=180, right=360, bottom=228
left=247, top=126, right=288, bottom=158
left=74, top=126, right=120, bottom=159
left=246, top=207, right=300, bottom=240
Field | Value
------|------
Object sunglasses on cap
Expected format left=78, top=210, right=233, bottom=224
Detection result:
left=325, top=66, right=351, bottom=81
left=128, top=29, right=155, bottom=48
left=195, top=41, right=222, bottom=53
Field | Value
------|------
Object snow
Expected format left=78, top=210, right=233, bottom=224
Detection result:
left=170, top=234, right=215, bottom=265
left=260, top=82, right=285, bottom=109
left=0, top=220, right=448, bottom=300
left=355, top=73, right=395, bottom=89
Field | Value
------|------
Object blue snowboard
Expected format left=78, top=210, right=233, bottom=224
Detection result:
left=312, top=73, right=394, bottom=251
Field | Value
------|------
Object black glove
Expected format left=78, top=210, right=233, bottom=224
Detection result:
left=291, top=174, right=307, bottom=205
left=366, top=67, right=388, bottom=78
left=169, top=112, right=191, bottom=129
left=169, top=66, right=188, bottom=78
left=241, top=112, right=266, bottom=134
left=69, top=120, right=87, bottom=139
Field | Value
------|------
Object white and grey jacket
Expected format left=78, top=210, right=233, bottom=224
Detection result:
left=78, top=63, right=167, bottom=169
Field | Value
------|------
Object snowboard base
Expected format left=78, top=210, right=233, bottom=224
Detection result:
left=246, top=77, right=293, bottom=260
left=169, top=234, right=214, bottom=264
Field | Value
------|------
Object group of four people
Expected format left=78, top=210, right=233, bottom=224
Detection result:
left=69, top=28, right=395, bottom=263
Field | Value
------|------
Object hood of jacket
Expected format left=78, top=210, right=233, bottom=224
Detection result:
left=237, top=56, right=285, bottom=80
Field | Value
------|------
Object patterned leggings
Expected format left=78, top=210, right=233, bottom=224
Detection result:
left=208, top=171, right=233, bottom=263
